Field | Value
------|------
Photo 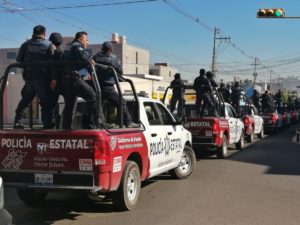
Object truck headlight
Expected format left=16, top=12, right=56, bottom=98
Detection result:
left=0, top=177, right=4, bottom=209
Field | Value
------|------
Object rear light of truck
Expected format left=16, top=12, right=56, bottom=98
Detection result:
left=212, top=122, right=219, bottom=134
left=94, top=140, right=110, bottom=166
left=244, top=117, right=250, bottom=125
left=282, top=113, right=286, bottom=119
left=272, top=115, right=277, bottom=122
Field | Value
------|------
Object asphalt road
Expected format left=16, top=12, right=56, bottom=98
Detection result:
left=4, top=126, right=300, bottom=225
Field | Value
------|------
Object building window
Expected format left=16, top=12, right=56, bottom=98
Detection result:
left=7, top=52, right=16, bottom=59
left=136, top=67, right=138, bottom=74
left=136, top=52, right=138, bottom=64
left=169, top=71, right=171, bottom=77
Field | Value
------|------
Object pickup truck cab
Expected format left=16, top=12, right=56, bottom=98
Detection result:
left=0, top=63, right=196, bottom=211
left=163, top=86, right=244, bottom=159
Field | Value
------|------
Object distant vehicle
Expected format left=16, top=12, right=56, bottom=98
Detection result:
left=262, top=111, right=283, bottom=134
left=0, top=177, right=12, bottom=225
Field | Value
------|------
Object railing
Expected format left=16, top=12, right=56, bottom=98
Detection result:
left=0, top=61, right=139, bottom=130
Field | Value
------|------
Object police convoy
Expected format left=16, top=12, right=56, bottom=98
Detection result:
left=0, top=27, right=297, bottom=214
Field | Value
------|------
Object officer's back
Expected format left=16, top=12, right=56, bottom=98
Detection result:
left=170, top=73, right=185, bottom=97
left=17, top=25, right=52, bottom=81
left=93, top=41, right=122, bottom=87
left=193, top=69, right=210, bottom=95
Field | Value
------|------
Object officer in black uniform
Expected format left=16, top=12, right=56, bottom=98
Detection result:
left=14, top=25, right=54, bottom=129
left=169, top=73, right=185, bottom=119
left=193, top=69, right=215, bottom=116
left=93, top=41, right=137, bottom=128
left=206, top=71, right=218, bottom=88
left=261, top=90, right=274, bottom=113
left=218, top=83, right=231, bottom=104
left=61, top=31, right=97, bottom=129
left=251, top=89, right=261, bottom=114
left=231, top=81, right=243, bottom=115
left=274, top=89, right=284, bottom=113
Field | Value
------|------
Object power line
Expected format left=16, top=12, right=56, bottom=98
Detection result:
left=0, top=0, right=159, bottom=12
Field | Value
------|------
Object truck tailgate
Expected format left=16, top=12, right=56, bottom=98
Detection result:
left=0, top=130, right=98, bottom=189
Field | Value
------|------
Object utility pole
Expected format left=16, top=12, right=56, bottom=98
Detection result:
left=211, top=27, right=230, bottom=77
left=251, top=57, right=259, bottom=84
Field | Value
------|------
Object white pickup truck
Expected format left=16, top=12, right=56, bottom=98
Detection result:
left=0, top=62, right=197, bottom=211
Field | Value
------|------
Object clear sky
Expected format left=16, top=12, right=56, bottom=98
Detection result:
left=0, top=0, right=300, bottom=82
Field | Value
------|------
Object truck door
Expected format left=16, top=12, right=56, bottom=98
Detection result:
left=143, top=102, right=181, bottom=178
left=252, top=106, right=261, bottom=133
left=225, top=105, right=236, bottom=144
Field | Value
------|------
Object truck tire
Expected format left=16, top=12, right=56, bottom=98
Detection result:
left=258, top=127, right=264, bottom=139
left=246, top=129, right=254, bottom=143
left=170, top=146, right=196, bottom=179
left=235, top=132, right=244, bottom=150
left=17, top=188, right=48, bottom=204
left=112, top=161, right=141, bottom=211
left=216, top=136, right=228, bottom=159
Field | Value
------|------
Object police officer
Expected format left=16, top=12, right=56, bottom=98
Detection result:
left=14, top=25, right=54, bottom=129
left=193, top=69, right=216, bottom=116
left=274, top=89, right=283, bottom=113
left=261, top=90, right=274, bottom=113
left=93, top=41, right=137, bottom=128
left=206, top=71, right=218, bottom=88
left=218, top=82, right=231, bottom=104
left=252, top=89, right=261, bottom=114
left=231, top=81, right=243, bottom=115
left=61, top=31, right=97, bottom=129
left=169, top=73, right=185, bottom=119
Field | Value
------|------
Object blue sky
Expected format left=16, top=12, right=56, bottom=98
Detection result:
left=0, top=0, right=300, bottom=82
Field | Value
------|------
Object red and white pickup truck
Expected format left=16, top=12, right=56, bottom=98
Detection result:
left=184, top=102, right=244, bottom=159
left=0, top=63, right=196, bottom=211
left=163, top=85, right=244, bottom=159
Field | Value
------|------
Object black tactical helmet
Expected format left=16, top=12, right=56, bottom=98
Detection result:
left=49, top=32, right=63, bottom=46
left=102, top=41, right=113, bottom=52
left=234, top=81, right=239, bottom=87
left=199, top=68, right=206, bottom=76
left=206, top=71, right=213, bottom=78
left=174, top=73, right=181, bottom=79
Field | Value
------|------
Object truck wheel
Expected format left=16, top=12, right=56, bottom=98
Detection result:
left=112, top=161, right=141, bottom=211
left=170, top=146, right=196, bottom=179
left=246, top=130, right=254, bottom=143
left=258, top=127, right=264, bottom=139
left=216, top=136, right=228, bottom=159
left=17, top=188, right=48, bottom=204
left=235, top=132, right=245, bottom=150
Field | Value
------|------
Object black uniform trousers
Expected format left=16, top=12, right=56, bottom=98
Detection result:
left=15, top=80, right=58, bottom=128
left=62, top=77, right=97, bottom=129
left=195, top=92, right=215, bottom=117
left=170, top=95, right=184, bottom=118
left=102, top=85, right=132, bottom=125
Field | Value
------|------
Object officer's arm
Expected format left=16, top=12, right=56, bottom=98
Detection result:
left=193, top=78, right=197, bottom=90
left=114, top=57, right=123, bottom=75
left=16, top=42, right=27, bottom=62
left=75, top=46, right=92, bottom=64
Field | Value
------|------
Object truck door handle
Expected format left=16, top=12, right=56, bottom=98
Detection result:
left=151, top=133, right=157, bottom=137
left=167, top=132, right=172, bottom=135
